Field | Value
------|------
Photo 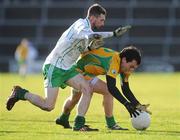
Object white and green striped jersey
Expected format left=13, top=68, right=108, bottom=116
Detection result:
left=44, top=18, right=113, bottom=70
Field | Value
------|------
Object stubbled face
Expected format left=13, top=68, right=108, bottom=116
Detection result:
left=90, top=14, right=105, bottom=29
left=120, top=57, right=139, bottom=74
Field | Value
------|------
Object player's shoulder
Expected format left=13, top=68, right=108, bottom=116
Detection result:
left=100, top=47, right=117, bottom=54
left=76, top=18, right=84, bottom=23
left=74, top=18, right=90, bottom=29
left=75, top=18, right=87, bottom=25
left=111, top=49, right=120, bottom=59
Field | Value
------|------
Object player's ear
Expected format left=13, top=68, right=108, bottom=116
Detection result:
left=89, top=15, right=95, bottom=20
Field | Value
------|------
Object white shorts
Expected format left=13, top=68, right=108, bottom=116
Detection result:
left=72, top=77, right=99, bottom=93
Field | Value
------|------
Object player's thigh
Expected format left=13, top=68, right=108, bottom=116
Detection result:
left=91, top=78, right=109, bottom=95
left=44, top=87, right=59, bottom=105
left=66, top=73, right=91, bottom=92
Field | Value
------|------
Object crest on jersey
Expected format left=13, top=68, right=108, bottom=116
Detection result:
left=111, top=69, right=117, bottom=74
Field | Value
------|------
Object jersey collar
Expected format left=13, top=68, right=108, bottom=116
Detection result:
left=85, top=18, right=91, bottom=29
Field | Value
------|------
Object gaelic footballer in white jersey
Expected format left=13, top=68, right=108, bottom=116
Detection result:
left=44, top=18, right=113, bottom=70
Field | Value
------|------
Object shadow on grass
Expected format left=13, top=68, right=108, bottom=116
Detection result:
left=0, top=130, right=100, bottom=136
left=0, top=129, right=180, bottom=137
left=1, top=119, right=180, bottom=137
left=0, top=119, right=102, bottom=123
left=147, top=130, right=180, bottom=136
left=0, top=119, right=53, bottom=123
left=0, top=130, right=72, bottom=134
left=104, top=129, right=180, bottom=137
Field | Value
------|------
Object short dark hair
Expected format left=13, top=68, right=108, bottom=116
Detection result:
left=120, top=46, right=141, bottom=65
left=87, top=3, right=106, bottom=17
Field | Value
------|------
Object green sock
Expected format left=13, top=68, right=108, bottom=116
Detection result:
left=16, top=88, right=28, bottom=100
left=106, top=116, right=116, bottom=128
left=74, top=115, right=85, bottom=129
left=59, top=113, right=70, bottom=122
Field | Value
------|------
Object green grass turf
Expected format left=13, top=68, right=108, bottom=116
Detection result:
left=0, top=73, right=180, bottom=140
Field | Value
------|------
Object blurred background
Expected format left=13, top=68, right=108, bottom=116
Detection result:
left=0, top=0, right=179, bottom=73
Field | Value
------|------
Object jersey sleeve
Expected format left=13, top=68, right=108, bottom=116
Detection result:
left=120, top=73, right=140, bottom=106
left=93, top=31, right=114, bottom=39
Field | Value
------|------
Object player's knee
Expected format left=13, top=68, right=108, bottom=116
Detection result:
left=80, top=81, right=92, bottom=94
left=41, top=104, right=55, bottom=112
left=81, top=86, right=93, bottom=96
left=42, top=106, right=54, bottom=112
left=104, top=91, right=113, bottom=99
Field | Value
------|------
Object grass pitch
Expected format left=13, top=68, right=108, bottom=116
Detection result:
left=0, top=73, right=180, bottom=140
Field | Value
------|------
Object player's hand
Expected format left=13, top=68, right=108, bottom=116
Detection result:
left=88, top=38, right=104, bottom=50
left=124, top=102, right=140, bottom=118
left=136, top=103, right=152, bottom=115
left=88, top=34, right=102, bottom=40
left=113, top=25, right=131, bottom=37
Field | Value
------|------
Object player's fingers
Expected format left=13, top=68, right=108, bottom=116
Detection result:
left=137, top=108, right=152, bottom=115
left=132, top=111, right=139, bottom=118
left=146, top=110, right=152, bottom=115
left=138, top=106, right=148, bottom=113
left=136, top=105, right=145, bottom=110
left=136, top=110, right=140, bottom=116
left=97, top=40, right=104, bottom=45
left=136, top=107, right=142, bottom=111
left=125, top=25, right=131, bottom=29
left=144, top=104, right=150, bottom=108
left=123, top=25, right=131, bottom=30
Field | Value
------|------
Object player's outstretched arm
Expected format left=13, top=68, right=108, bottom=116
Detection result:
left=106, top=75, right=139, bottom=117
left=121, top=81, right=152, bottom=114
left=92, top=25, right=132, bottom=39
left=82, top=25, right=132, bottom=42
left=121, top=81, right=140, bottom=106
